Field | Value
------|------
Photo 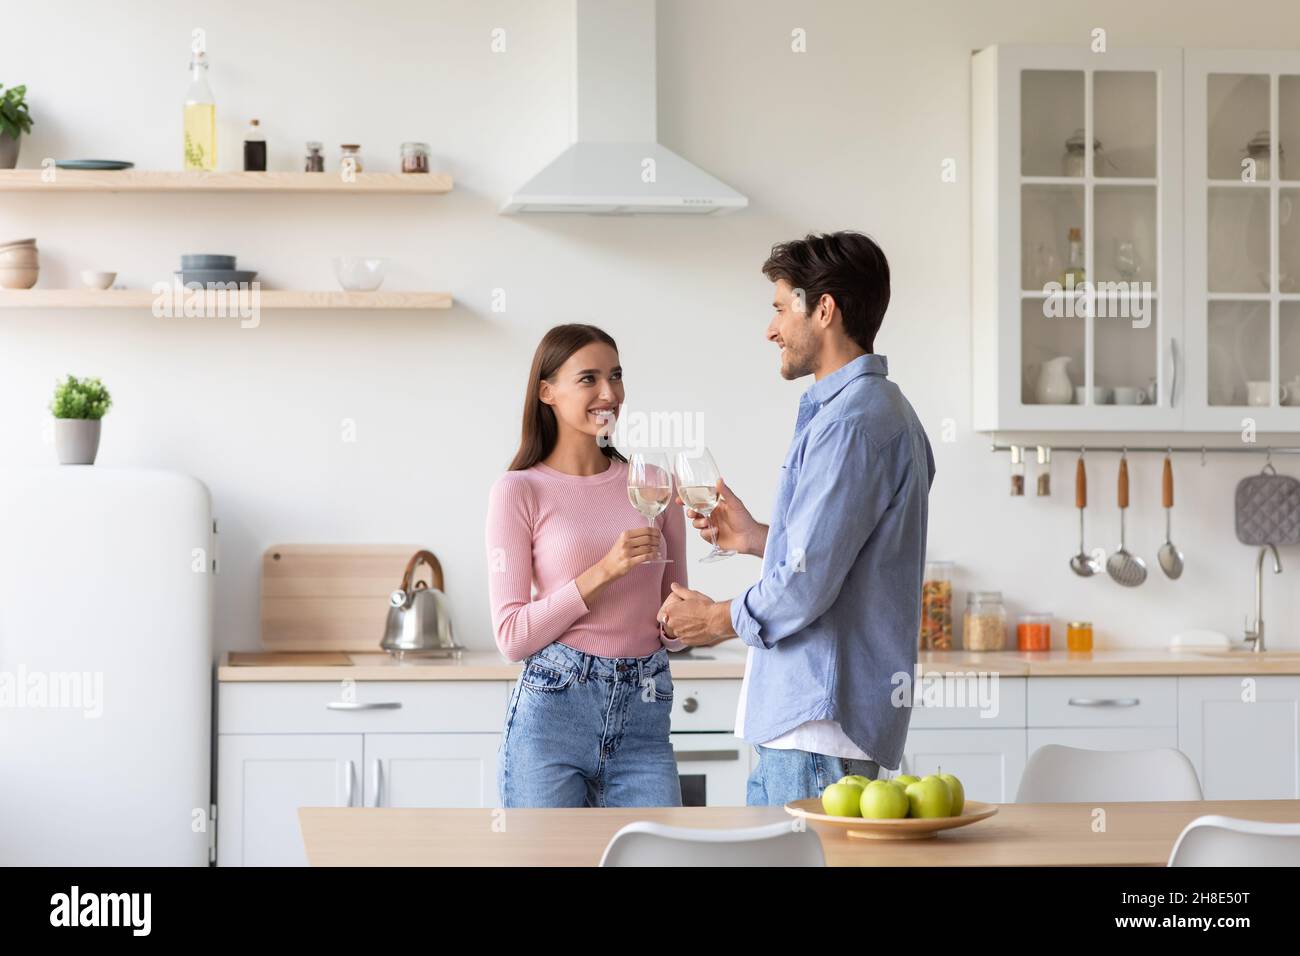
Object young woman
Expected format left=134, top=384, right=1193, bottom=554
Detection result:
left=487, top=324, right=686, bottom=808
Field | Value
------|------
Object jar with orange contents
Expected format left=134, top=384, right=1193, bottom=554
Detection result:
left=1016, top=613, right=1052, bottom=651
left=1067, top=620, right=1093, bottom=652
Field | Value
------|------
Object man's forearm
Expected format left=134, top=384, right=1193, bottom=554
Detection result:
left=747, top=524, right=770, bottom=557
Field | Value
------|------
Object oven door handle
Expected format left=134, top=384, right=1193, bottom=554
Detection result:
left=673, top=750, right=741, bottom=762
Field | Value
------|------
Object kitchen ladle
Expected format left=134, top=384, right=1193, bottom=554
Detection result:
left=1106, top=455, right=1148, bottom=587
left=1070, top=455, right=1101, bottom=576
left=1157, top=454, right=1184, bottom=579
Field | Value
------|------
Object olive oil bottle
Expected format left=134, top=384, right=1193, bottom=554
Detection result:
left=184, top=49, right=216, bottom=170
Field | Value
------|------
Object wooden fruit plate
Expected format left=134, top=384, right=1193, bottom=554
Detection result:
left=784, top=798, right=998, bottom=840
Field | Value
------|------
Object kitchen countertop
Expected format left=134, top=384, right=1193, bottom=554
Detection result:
left=298, top=799, right=1300, bottom=866
left=217, top=646, right=1300, bottom=681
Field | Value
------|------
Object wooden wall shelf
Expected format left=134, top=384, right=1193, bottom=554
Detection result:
left=0, top=170, right=453, bottom=194
left=0, top=289, right=453, bottom=310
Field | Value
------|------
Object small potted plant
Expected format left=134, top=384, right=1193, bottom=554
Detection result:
left=50, top=375, right=112, bottom=465
left=0, top=84, right=33, bottom=169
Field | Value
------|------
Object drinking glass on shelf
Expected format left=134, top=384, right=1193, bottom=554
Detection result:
left=673, top=447, right=736, bottom=563
left=627, top=451, right=673, bottom=565
left=1114, top=239, right=1140, bottom=281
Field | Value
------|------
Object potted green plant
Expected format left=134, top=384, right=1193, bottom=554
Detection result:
left=50, top=375, right=112, bottom=465
left=0, top=84, right=33, bottom=169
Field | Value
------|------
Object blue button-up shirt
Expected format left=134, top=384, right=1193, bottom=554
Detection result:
left=730, top=353, right=935, bottom=770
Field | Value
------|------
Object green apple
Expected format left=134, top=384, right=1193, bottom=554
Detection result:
left=893, top=774, right=921, bottom=788
left=838, top=774, right=873, bottom=789
left=821, top=782, right=864, bottom=817
left=938, top=772, right=965, bottom=815
left=860, top=779, right=910, bottom=819
left=905, top=775, right=954, bottom=818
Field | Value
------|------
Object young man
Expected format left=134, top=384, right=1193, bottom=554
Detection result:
left=659, top=231, right=935, bottom=806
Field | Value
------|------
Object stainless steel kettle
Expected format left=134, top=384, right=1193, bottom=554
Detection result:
left=380, top=550, right=463, bottom=659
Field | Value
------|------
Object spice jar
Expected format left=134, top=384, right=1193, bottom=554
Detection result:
left=1067, top=620, right=1094, bottom=652
left=963, top=591, right=1007, bottom=651
left=340, top=143, right=363, bottom=173
left=401, top=141, right=430, bottom=173
left=919, top=560, right=954, bottom=650
left=1017, top=612, right=1052, bottom=651
left=304, top=141, right=324, bottom=172
left=1036, top=445, right=1052, bottom=496
left=1009, top=445, right=1025, bottom=496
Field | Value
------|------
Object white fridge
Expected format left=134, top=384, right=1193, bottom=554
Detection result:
left=0, top=467, right=214, bottom=865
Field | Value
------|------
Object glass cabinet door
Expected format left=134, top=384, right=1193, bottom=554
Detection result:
left=1186, top=52, right=1300, bottom=428
left=1015, top=56, right=1176, bottom=427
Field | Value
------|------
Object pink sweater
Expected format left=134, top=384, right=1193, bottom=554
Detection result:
left=486, top=459, right=687, bottom=661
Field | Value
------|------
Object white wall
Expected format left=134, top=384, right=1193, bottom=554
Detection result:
left=3, top=0, right=1299, bottom=655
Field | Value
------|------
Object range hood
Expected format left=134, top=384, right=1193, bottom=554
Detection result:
left=501, top=0, right=747, bottom=216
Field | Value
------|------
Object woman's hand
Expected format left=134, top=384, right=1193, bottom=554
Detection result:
left=576, top=527, right=662, bottom=606
left=680, top=479, right=767, bottom=557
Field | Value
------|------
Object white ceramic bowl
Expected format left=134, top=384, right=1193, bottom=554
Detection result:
left=80, top=270, right=117, bottom=290
left=0, top=266, right=39, bottom=289
left=332, top=257, right=387, bottom=292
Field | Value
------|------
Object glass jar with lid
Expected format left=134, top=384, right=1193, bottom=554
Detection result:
left=304, top=141, right=324, bottom=172
left=963, top=591, right=1007, bottom=651
left=919, top=560, right=954, bottom=650
left=401, top=141, right=430, bottom=173
left=340, top=143, right=363, bottom=173
left=1016, top=612, right=1052, bottom=651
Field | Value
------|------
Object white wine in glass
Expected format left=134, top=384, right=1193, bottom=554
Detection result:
left=627, top=451, right=673, bottom=565
left=673, top=447, right=736, bottom=563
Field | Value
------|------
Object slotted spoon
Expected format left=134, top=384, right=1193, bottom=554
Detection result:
left=1106, top=455, right=1147, bottom=587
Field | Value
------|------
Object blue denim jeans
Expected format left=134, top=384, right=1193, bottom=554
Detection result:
left=498, top=642, right=682, bottom=808
left=746, top=744, right=881, bottom=806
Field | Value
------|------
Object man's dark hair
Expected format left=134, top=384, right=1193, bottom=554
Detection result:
left=761, top=231, right=891, bottom=353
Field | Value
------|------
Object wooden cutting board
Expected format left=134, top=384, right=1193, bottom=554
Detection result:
left=260, top=544, right=434, bottom=652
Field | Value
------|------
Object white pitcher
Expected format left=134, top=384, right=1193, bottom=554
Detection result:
left=1035, top=355, right=1074, bottom=404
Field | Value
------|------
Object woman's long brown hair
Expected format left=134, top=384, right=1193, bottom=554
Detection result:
left=508, top=324, right=627, bottom=471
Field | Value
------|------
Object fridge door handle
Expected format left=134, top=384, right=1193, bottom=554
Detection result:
left=1169, top=337, right=1179, bottom=407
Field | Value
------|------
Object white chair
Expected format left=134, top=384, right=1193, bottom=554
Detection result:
left=1168, top=815, right=1300, bottom=866
left=1016, top=744, right=1203, bottom=803
left=599, top=820, right=825, bottom=866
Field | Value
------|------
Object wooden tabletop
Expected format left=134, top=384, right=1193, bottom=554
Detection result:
left=298, top=800, right=1300, bottom=866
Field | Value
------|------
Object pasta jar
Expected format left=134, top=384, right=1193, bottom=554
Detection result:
left=919, top=560, right=954, bottom=650
left=1067, top=620, right=1094, bottom=652
left=1017, top=612, right=1052, bottom=651
left=963, top=591, right=1006, bottom=651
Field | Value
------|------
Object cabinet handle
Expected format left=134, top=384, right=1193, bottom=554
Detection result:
left=326, top=701, right=402, bottom=711
left=1169, top=337, right=1179, bottom=407
left=342, top=759, right=355, bottom=807
left=368, top=759, right=383, bottom=807
left=682, top=697, right=699, bottom=713
left=673, top=750, right=740, bottom=763
left=1067, top=697, right=1140, bottom=707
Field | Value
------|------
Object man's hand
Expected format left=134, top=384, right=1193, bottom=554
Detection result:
left=657, top=583, right=736, bottom=646
left=679, top=478, right=768, bottom=557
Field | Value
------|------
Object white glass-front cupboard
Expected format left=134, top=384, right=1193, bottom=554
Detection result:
left=973, top=44, right=1300, bottom=432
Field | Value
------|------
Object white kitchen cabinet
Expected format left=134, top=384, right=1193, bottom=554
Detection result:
left=1183, top=50, right=1300, bottom=429
left=362, top=733, right=500, bottom=808
left=973, top=44, right=1185, bottom=431
left=900, top=729, right=1028, bottom=803
left=1177, top=676, right=1300, bottom=799
left=217, top=734, right=363, bottom=867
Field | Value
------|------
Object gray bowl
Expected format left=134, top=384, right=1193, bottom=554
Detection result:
left=180, top=254, right=237, bottom=270
left=175, top=269, right=257, bottom=286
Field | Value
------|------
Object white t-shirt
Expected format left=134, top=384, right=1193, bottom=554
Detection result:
left=734, top=646, right=877, bottom=761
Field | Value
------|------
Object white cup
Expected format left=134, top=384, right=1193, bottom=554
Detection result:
left=1247, top=380, right=1289, bottom=406
left=1112, top=386, right=1149, bottom=406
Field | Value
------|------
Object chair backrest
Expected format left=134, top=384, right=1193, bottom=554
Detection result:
left=1016, top=744, right=1204, bottom=803
left=1169, top=815, right=1300, bottom=866
left=599, top=820, right=825, bottom=866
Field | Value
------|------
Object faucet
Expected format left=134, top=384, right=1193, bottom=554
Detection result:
left=1244, top=544, right=1283, bottom=652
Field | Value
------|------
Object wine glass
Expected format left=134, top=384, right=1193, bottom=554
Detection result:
left=627, top=451, right=673, bottom=565
left=673, top=447, right=735, bottom=563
